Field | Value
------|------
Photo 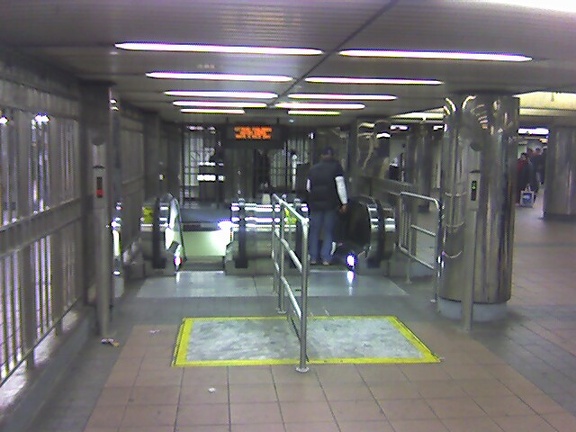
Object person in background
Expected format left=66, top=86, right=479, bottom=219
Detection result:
left=530, top=147, right=545, bottom=185
left=516, top=152, right=538, bottom=203
left=306, top=146, right=348, bottom=265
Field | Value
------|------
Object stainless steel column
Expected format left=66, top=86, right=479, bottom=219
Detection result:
left=439, top=95, right=519, bottom=323
left=544, top=127, right=576, bottom=220
left=84, top=83, right=114, bottom=337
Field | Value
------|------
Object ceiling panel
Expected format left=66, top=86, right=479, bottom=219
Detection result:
left=1, top=0, right=576, bottom=126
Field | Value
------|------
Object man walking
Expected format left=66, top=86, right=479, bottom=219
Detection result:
left=306, top=146, right=348, bottom=265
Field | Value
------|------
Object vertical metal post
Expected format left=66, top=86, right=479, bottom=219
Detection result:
left=402, top=197, right=412, bottom=283
left=433, top=202, right=443, bottom=305
left=279, top=201, right=286, bottom=311
left=236, top=199, right=248, bottom=268
left=51, top=231, right=64, bottom=335
left=93, top=141, right=111, bottom=337
left=294, top=198, right=302, bottom=263
left=297, top=206, right=309, bottom=373
left=20, top=246, right=36, bottom=369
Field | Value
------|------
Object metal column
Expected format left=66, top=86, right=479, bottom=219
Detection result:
left=544, top=127, right=576, bottom=220
left=439, top=95, right=519, bottom=326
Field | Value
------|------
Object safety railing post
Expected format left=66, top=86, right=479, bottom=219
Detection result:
left=236, top=199, right=248, bottom=268
left=271, top=194, right=309, bottom=373
left=297, top=203, right=309, bottom=373
left=279, top=200, right=286, bottom=312
left=399, top=192, right=442, bottom=301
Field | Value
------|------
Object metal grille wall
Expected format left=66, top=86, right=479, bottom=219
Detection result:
left=181, top=127, right=219, bottom=202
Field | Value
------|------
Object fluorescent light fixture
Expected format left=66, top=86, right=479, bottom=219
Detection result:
left=390, top=125, right=409, bottom=131
left=116, top=42, right=322, bottom=55
left=289, top=93, right=396, bottom=101
left=376, top=132, right=391, bottom=139
left=181, top=108, right=245, bottom=114
left=340, top=50, right=532, bottom=62
left=147, top=72, right=293, bottom=82
left=306, top=77, right=443, bottom=85
left=34, top=114, right=50, bottom=124
left=288, top=110, right=341, bottom=115
left=392, top=111, right=445, bottom=121
left=473, top=0, right=576, bottom=12
left=276, top=102, right=365, bottom=110
left=0, top=116, right=8, bottom=125
left=518, top=127, right=549, bottom=135
left=174, top=101, right=267, bottom=108
left=165, top=91, right=278, bottom=99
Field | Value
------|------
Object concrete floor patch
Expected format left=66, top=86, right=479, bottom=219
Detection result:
left=173, top=316, right=440, bottom=367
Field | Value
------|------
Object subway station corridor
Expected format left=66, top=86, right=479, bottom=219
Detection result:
left=19, top=193, right=576, bottom=432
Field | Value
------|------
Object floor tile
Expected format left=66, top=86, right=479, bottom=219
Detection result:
left=280, top=400, right=334, bottom=423
left=230, top=402, right=282, bottom=424
left=441, top=416, right=505, bottom=432
left=492, top=414, right=557, bottom=432
left=329, top=400, right=387, bottom=422
left=121, top=405, right=178, bottom=427
left=389, top=419, right=450, bottom=432
left=426, top=397, right=485, bottom=419
left=176, top=403, right=229, bottom=426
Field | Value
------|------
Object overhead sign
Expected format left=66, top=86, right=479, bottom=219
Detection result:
left=234, top=125, right=273, bottom=140
left=224, top=125, right=283, bottom=148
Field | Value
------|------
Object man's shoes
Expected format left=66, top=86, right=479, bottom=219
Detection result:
left=310, top=260, right=318, bottom=265
left=322, top=261, right=330, bottom=266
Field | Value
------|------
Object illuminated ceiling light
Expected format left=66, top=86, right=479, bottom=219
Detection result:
left=289, top=93, right=396, bottom=101
left=391, top=111, right=445, bottom=121
left=181, top=108, right=245, bottom=114
left=116, top=42, right=322, bottom=55
left=147, top=72, right=293, bottom=82
left=174, top=101, right=267, bottom=108
left=276, top=102, right=365, bottom=110
left=165, top=91, right=278, bottom=99
left=340, top=50, right=532, bottom=62
left=376, top=132, right=391, bottom=139
left=0, top=116, right=8, bottom=125
left=518, top=127, right=549, bottom=135
left=34, top=114, right=50, bottom=124
left=306, top=77, right=443, bottom=85
left=288, top=110, right=341, bottom=115
left=474, top=0, right=576, bottom=12
left=390, top=125, right=409, bottom=131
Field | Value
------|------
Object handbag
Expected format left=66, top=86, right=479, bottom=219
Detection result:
left=520, top=187, right=534, bottom=207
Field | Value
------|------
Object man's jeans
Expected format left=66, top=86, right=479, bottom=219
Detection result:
left=308, top=209, right=337, bottom=263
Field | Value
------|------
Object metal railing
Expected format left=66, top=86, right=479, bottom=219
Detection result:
left=271, top=194, right=309, bottom=373
left=1, top=215, right=82, bottom=386
left=398, top=192, right=443, bottom=302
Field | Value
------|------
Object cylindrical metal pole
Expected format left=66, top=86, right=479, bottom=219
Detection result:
left=544, top=127, right=576, bottom=220
left=297, top=215, right=309, bottom=373
left=439, top=94, right=518, bottom=323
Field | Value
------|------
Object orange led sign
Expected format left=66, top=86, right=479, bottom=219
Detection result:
left=234, top=126, right=273, bottom=140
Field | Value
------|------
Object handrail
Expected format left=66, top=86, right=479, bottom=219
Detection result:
left=398, top=192, right=442, bottom=302
left=271, top=194, right=309, bottom=373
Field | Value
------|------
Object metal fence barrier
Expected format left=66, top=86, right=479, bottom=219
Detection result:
left=271, top=194, right=309, bottom=373
left=1, top=214, right=82, bottom=386
left=398, top=192, right=443, bottom=302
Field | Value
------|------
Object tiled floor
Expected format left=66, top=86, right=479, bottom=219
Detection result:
left=24, top=192, right=576, bottom=432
